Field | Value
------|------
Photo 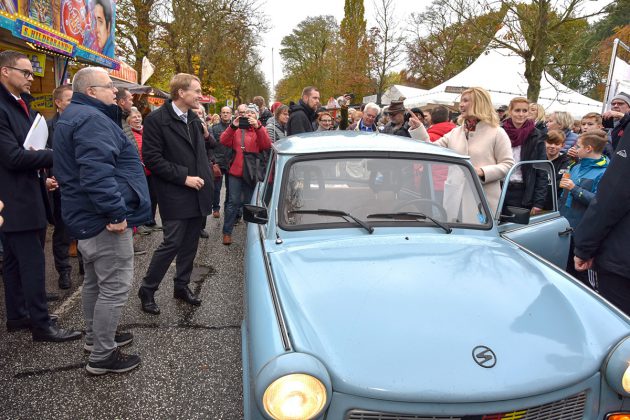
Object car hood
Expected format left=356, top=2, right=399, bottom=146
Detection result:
left=268, top=233, right=630, bottom=402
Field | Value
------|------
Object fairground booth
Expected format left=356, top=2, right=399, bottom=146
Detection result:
left=0, top=0, right=139, bottom=117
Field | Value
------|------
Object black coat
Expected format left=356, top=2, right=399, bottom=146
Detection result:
left=518, top=128, right=548, bottom=209
left=287, top=100, right=316, bottom=136
left=0, top=82, right=52, bottom=233
left=612, top=113, right=630, bottom=152
left=211, top=121, right=233, bottom=170
left=574, top=125, right=630, bottom=278
left=142, top=101, right=213, bottom=220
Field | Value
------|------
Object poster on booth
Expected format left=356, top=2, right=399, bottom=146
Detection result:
left=59, top=0, right=115, bottom=58
left=0, top=0, right=17, bottom=14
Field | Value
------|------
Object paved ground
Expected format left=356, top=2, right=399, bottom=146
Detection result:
left=0, top=211, right=246, bottom=419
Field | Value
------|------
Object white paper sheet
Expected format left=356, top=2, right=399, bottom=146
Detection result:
left=23, top=114, right=48, bottom=150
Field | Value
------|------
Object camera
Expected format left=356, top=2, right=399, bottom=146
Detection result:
left=602, top=117, right=615, bottom=129
left=238, top=116, right=251, bottom=129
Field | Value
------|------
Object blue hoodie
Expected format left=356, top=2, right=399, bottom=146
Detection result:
left=53, top=92, right=151, bottom=239
left=560, top=155, right=609, bottom=228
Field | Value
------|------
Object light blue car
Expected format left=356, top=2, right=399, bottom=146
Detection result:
left=242, top=132, right=630, bottom=420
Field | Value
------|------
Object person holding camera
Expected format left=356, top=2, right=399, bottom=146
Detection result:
left=381, top=101, right=411, bottom=137
left=604, top=92, right=630, bottom=152
left=219, top=103, right=271, bottom=245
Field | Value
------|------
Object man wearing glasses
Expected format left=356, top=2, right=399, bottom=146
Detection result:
left=0, top=50, right=82, bottom=342
left=54, top=66, right=151, bottom=374
left=603, top=92, right=630, bottom=152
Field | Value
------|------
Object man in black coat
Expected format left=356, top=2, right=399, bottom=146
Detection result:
left=0, top=50, right=81, bottom=341
left=287, top=86, right=320, bottom=136
left=574, top=124, right=630, bottom=315
left=138, top=73, right=214, bottom=314
left=46, top=84, right=74, bottom=289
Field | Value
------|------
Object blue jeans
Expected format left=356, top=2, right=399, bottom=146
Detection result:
left=223, top=175, right=254, bottom=235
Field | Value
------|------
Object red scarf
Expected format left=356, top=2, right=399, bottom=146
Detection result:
left=503, top=118, right=535, bottom=148
left=464, top=118, right=479, bottom=132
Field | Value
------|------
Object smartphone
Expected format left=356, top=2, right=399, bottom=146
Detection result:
left=238, top=116, right=251, bottom=129
left=602, top=117, right=615, bottom=129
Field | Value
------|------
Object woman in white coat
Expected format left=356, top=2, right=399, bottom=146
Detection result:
left=409, top=87, right=514, bottom=215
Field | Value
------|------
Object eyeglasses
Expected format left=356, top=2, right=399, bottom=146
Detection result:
left=90, top=82, right=116, bottom=90
left=6, top=66, right=34, bottom=79
left=611, top=101, right=627, bottom=107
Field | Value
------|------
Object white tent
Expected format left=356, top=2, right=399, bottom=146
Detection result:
left=404, top=29, right=602, bottom=119
left=363, top=85, right=427, bottom=105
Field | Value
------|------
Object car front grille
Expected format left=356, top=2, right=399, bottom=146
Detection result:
left=344, top=392, right=587, bottom=420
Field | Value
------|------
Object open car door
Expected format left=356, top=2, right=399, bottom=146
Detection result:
left=496, top=160, right=571, bottom=268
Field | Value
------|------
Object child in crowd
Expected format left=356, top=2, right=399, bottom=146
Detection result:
left=559, top=131, right=609, bottom=286
left=543, top=130, right=571, bottom=210
left=568, top=113, right=614, bottom=159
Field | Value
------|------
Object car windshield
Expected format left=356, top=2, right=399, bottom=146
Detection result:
left=279, top=155, right=490, bottom=230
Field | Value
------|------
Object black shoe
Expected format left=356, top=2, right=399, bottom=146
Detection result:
left=84, top=331, right=134, bottom=352
left=32, top=325, right=82, bottom=342
left=79, top=262, right=85, bottom=275
left=58, top=271, right=71, bottom=289
left=133, top=244, right=147, bottom=256
left=46, top=292, right=60, bottom=301
left=174, top=287, right=201, bottom=306
left=138, top=287, right=160, bottom=315
left=7, top=315, right=58, bottom=332
left=86, top=348, right=141, bottom=375
left=199, top=229, right=209, bottom=238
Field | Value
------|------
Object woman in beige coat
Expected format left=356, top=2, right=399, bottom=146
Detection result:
left=409, top=87, right=514, bottom=216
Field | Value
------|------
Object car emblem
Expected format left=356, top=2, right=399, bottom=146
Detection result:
left=472, top=345, right=497, bottom=368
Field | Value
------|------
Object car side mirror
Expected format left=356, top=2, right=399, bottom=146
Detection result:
left=243, top=204, right=268, bottom=224
left=499, top=206, right=531, bottom=225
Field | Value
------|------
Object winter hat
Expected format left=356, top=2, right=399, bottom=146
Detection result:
left=611, top=92, right=630, bottom=107
left=271, top=101, right=283, bottom=114
left=387, top=100, right=405, bottom=115
left=246, top=103, right=259, bottom=118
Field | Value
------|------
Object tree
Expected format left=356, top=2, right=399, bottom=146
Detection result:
left=339, top=0, right=371, bottom=99
left=444, top=0, right=609, bottom=101
left=275, top=16, right=340, bottom=103
left=405, top=2, right=503, bottom=89
left=368, top=0, right=404, bottom=104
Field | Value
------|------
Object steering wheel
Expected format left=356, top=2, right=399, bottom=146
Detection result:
left=392, top=198, right=447, bottom=220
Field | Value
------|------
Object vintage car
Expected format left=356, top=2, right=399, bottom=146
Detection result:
left=241, top=131, right=630, bottom=420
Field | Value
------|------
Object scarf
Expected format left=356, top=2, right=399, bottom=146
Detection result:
left=503, top=118, right=535, bottom=148
left=464, top=118, right=479, bottom=132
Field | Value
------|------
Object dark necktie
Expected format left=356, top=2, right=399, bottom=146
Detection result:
left=16, top=98, right=29, bottom=117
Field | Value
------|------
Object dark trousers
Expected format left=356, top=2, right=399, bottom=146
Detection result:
left=212, top=171, right=224, bottom=212
left=597, top=267, right=630, bottom=317
left=146, top=175, right=158, bottom=225
left=51, top=190, right=71, bottom=274
left=223, top=175, right=254, bottom=235
left=503, top=182, right=527, bottom=212
left=141, top=217, right=203, bottom=292
left=0, top=229, right=51, bottom=328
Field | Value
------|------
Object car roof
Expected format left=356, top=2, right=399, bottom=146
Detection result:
left=273, top=131, right=468, bottom=159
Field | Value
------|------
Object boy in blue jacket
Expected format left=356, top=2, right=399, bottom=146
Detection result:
left=559, top=130, right=609, bottom=285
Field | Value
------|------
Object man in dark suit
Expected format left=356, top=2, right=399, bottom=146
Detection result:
left=47, top=84, right=74, bottom=289
left=0, top=50, right=81, bottom=341
left=138, top=73, right=213, bottom=314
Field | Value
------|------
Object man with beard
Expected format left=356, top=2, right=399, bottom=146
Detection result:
left=287, top=86, right=320, bottom=136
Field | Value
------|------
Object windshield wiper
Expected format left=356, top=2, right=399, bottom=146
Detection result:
left=289, top=209, right=374, bottom=234
left=367, top=212, right=452, bottom=234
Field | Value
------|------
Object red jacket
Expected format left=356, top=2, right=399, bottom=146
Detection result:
left=428, top=122, right=457, bottom=191
left=220, top=124, right=271, bottom=178
left=131, top=127, right=151, bottom=176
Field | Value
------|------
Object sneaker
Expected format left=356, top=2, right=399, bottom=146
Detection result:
left=84, top=331, right=134, bottom=352
left=136, top=225, right=152, bottom=236
left=86, top=348, right=141, bottom=375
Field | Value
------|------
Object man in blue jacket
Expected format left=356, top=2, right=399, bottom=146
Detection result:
left=54, top=67, right=151, bottom=375
left=0, top=50, right=81, bottom=342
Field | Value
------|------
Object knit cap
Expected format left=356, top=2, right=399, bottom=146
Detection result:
left=611, top=92, right=630, bottom=106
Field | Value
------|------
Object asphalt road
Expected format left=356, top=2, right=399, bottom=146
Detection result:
left=0, top=212, right=246, bottom=419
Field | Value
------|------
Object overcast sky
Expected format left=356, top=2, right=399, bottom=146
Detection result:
left=258, top=0, right=614, bottom=95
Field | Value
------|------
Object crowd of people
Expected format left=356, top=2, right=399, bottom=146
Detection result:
left=1, top=48, right=630, bottom=376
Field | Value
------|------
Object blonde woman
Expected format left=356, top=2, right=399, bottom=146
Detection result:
left=528, top=103, right=547, bottom=132
left=546, top=111, right=577, bottom=152
left=409, top=87, right=514, bottom=214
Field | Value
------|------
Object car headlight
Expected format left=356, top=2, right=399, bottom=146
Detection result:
left=263, top=373, right=327, bottom=420
left=604, top=336, right=630, bottom=396
left=255, top=353, right=332, bottom=420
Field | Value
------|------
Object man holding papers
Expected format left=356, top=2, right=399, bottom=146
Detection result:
left=0, top=50, right=82, bottom=342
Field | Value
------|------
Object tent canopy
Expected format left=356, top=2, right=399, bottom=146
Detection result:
left=404, top=27, right=602, bottom=119
left=363, top=85, right=428, bottom=105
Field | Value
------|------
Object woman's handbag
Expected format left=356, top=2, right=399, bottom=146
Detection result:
left=240, top=130, right=265, bottom=186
